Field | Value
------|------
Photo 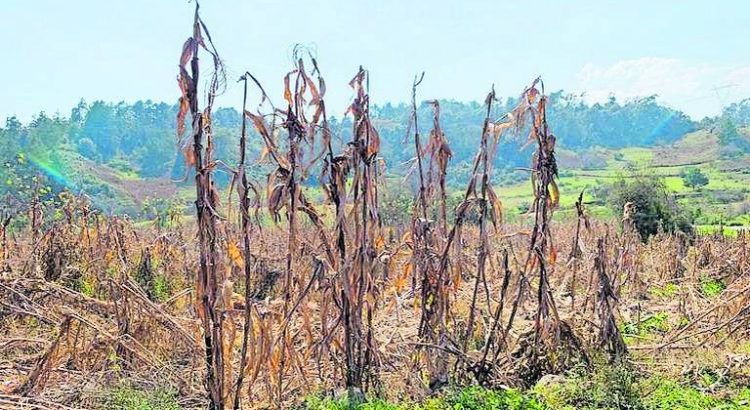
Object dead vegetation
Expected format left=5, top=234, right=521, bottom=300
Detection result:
left=1, top=3, right=749, bottom=410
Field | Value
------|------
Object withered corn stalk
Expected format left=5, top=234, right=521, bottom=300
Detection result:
left=594, top=237, right=628, bottom=361
left=425, top=100, right=452, bottom=237
left=406, top=73, right=450, bottom=389
left=338, top=67, right=382, bottom=391
left=176, top=2, right=229, bottom=408
left=513, top=79, right=562, bottom=348
left=533, top=130, right=560, bottom=344
left=244, top=52, right=336, bottom=403
left=234, top=73, right=255, bottom=410
left=424, top=86, right=506, bottom=384
left=567, top=190, right=588, bottom=311
left=463, top=88, right=498, bottom=354
left=1, top=210, right=11, bottom=268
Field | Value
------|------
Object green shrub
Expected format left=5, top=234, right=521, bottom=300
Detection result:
left=596, top=174, right=694, bottom=240
left=151, top=274, right=172, bottom=302
left=680, top=167, right=709, bottom=190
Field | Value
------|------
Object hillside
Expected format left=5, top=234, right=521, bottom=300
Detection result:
left=1, top=98, right=749, bottom=224
left=37, top=125, right=748, bottom=233
left=497, top=128, right=750, bottom=229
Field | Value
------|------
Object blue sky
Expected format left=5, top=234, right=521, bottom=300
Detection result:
left=2, top=0, right=749, bottom=122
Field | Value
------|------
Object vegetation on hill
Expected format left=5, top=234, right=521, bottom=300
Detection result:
left=1, top=94, right=702, bottom=210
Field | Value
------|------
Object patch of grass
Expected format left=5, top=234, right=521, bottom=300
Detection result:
left=299, top=394, right=400, bottom=410
left=700, top=277, right=726, bottom=298
left=620, top=147, right=654, bottom=163
left=101, top=385, right=181, bottom=410
left=649, top=283, right=679, bottom=299
left=298, top=386, right=545, bottom=410
left=152, top=274, right=172, bottom=302
left=533, top=363, right=750, bottom=410
left=663, top=176, right=686, bottom=192
left=622, top=312, right=671, bottom=338
left=641, top=312, right=671, bottom=334
left=641, top=377, right=722, bottom=410
left=534, top=363, right=643, bottom=410
left=439, top=386, right=545, bottom=410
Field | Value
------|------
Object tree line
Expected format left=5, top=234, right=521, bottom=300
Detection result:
left=4, top=93, right=747, bottom=206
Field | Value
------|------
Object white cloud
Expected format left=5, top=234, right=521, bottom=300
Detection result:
left=575, top=58, right=750, bottom=119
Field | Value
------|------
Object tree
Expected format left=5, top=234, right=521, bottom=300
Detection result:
left=680, top=167, right=709, bottom=190
left=597, top=175, right=693, bottom=240
left=719, top=117, right=740, bottom=144
left=717, top=116, right=750, bottom=154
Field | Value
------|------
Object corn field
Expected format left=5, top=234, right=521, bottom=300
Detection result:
left=1, top=4, right=750, bottom=409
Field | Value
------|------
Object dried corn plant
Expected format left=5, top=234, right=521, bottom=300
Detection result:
left=565, top=190, right=588, bottom=311
left=404, top=73, right=453, bottom=390
left=175, top=2, right=229, bottom=408
left=336, top=66, right=383, bottom=393
left=0, top=209, right=12, bottom=271
left=233, top=73, right=260, bottom=410
left=411, top=86, right=508, bottom=386
left=508, top=78, right=588, bottom=385
left=241, top=51, right=344, bottom=405
left=594, top=237, right=628, bottom=361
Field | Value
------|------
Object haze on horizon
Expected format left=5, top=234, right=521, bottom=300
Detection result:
left=2, top=0, right=749, bottom=122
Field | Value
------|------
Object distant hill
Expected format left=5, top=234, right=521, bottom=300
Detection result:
left=1, top=96, right=748, bottom=217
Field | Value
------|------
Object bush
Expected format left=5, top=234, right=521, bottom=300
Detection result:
left=596, top=175, right=694, bottom=240
left=699, top=277, right=725, bottom=298
left=680, top=167, right=709, bottom=190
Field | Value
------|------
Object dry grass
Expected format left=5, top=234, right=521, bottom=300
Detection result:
left=1, top=198, right=749, bottom=408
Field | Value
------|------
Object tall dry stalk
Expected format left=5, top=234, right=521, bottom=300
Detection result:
left=338, top=67, right=382, bottom=392
left=417, top=86, right=507, bottom=385
left=406, top=73, right=453, bottom=389
left=1, top=210, right=11, bottom=269
left=234, top=74, right=256, bottom=410
left=567, top=190, right=588, bottom=311
left=512, top=79, right=562, bottom=348
left=244, top=53, right=336, bottom=404
left=464, top=87, right=501, bottom=353
left=594, top=237, right=628, bottom=361
left=425, top=100, right=452, bottom=237
left=176, top=3, right=228, bottom=408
